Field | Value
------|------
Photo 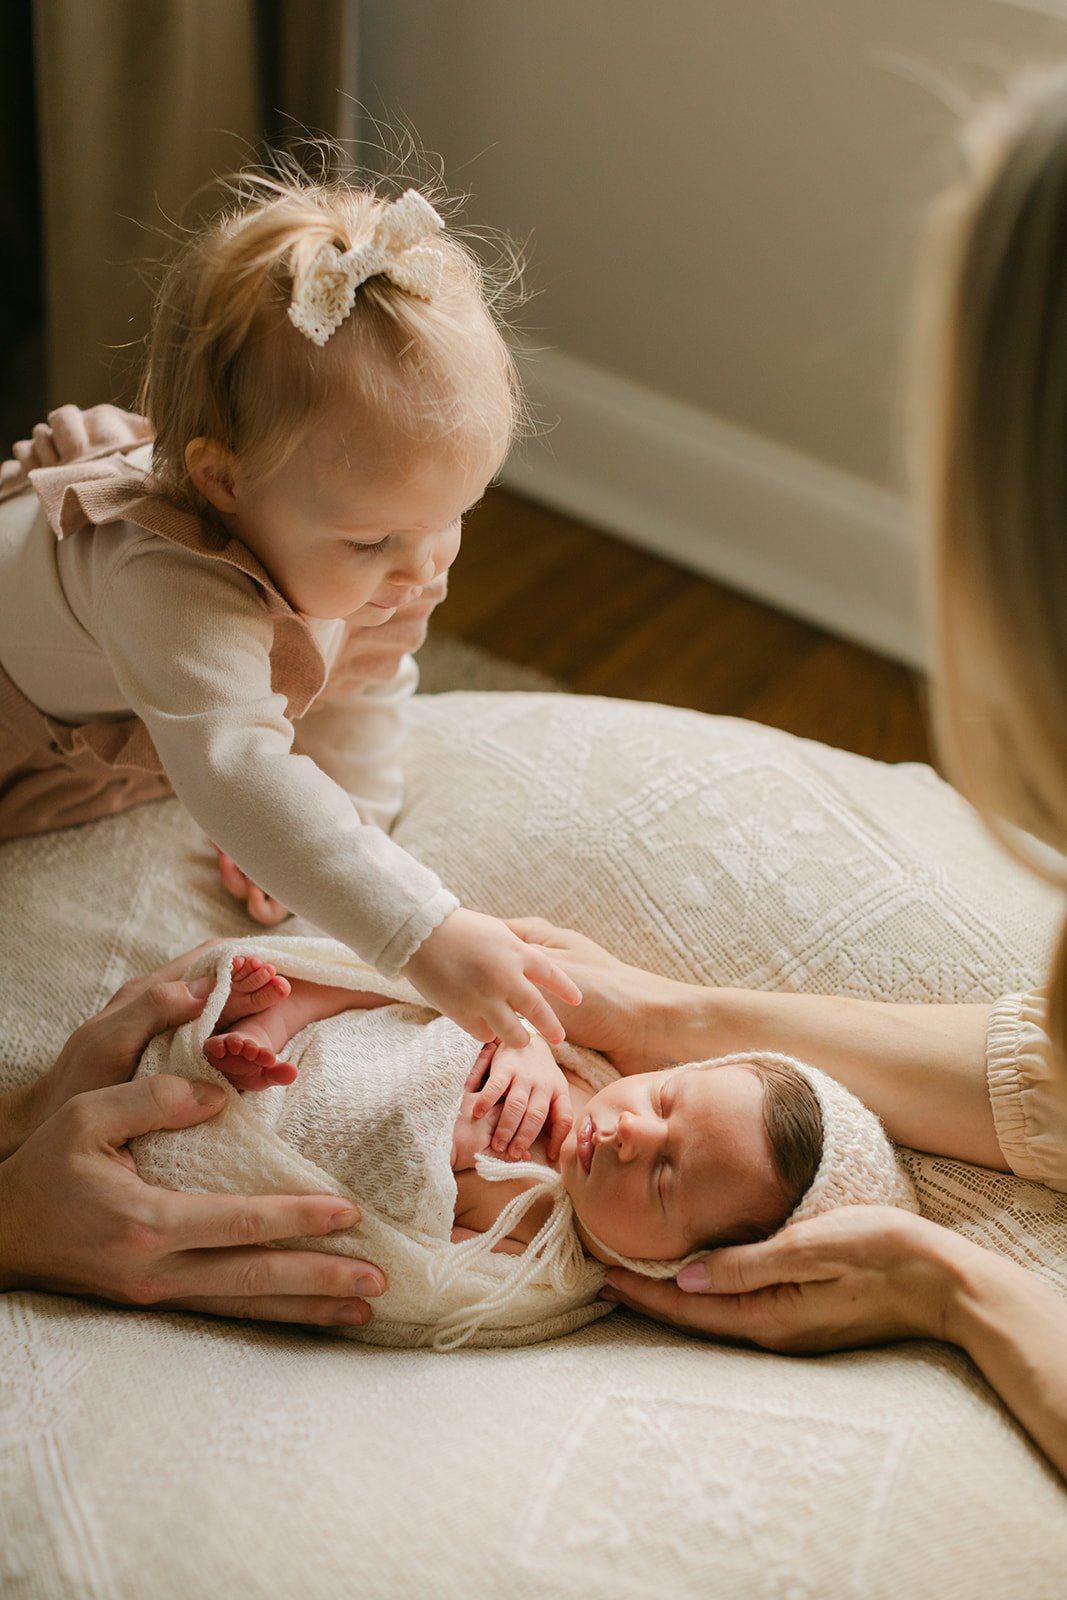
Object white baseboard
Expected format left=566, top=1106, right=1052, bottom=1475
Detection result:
left=501, top=346, right=926, bottom=669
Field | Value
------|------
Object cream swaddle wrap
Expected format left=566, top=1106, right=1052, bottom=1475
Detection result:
left=131, top=937, right=611, bottom=1349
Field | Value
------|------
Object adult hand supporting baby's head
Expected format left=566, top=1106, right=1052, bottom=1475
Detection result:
left=599, top=1207, right=959, bottom=1353
left=0, top=950, right=385, bottom=1326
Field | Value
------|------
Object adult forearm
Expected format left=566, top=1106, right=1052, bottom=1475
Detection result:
left=656, top=987, right=1001, bottom=1166
left=944, top=1248, right=1067, bottom=1480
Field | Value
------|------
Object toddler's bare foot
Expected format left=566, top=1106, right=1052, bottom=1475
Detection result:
left=216, top=956, right=291, bottom=1028
left=204, top=1026, right=299, bottom=1092
left=214, top=847, right=290, bottom=925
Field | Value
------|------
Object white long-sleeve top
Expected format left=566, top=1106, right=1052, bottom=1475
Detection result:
left=0, top=455, right=457, bottom=974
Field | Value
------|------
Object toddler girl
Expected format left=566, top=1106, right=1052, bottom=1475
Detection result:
left=0, top=171, right=578, bottom=1078
left=134, top=942, right=915, bottom=1349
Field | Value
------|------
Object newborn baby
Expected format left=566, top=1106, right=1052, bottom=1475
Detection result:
left=205, top=955, right=909, bottom=1284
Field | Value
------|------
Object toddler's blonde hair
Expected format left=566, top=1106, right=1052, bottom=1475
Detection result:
left=141, top=164, right=521, bottom=513
left=915, top=68, right=1067, bottom=1071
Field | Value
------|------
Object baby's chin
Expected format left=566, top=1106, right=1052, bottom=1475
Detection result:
left=568, top=1208, right=616, bottom=1266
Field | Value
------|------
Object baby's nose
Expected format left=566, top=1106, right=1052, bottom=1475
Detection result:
left=613, top=1110, right=657, bottom=1162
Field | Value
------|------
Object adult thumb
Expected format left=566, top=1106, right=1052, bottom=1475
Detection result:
left=77, top=1074, right=228, bottom=1152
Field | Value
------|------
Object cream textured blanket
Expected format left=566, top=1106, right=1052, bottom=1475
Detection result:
left=131, top=936, right=608, bottom=1349
left=4, top=692, right=1067, bottom=1599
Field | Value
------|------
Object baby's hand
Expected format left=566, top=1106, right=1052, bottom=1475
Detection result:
left=466, top=1034, right=574, bottom=1163
left=214, top=847, right=290, bottom=927
left=400, top=908, right=581, bottom=1049
left=450, top=1044, right=504, bottom=1169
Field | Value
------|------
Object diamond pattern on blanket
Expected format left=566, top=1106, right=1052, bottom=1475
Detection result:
left=515, top=1393, right=915, bottom=1599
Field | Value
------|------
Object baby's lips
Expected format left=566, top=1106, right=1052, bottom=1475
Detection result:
left=576, top=1116, right=595, bottom=1175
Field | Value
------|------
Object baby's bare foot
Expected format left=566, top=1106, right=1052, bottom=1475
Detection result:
left=204, top=1028, right=299, bottom=1092
left=217, top=956, right=291, bottom=1028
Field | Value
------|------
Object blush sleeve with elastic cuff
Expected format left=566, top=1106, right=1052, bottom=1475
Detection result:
left=92, top=538, right=456, bottom=974
left=986, top=990, right=1067, bottom=1193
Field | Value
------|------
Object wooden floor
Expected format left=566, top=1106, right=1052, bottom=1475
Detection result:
left=436, top=488, right=935, bottom=767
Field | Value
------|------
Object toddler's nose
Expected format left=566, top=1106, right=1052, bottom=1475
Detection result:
left=387, top=549, right=436, bottom=594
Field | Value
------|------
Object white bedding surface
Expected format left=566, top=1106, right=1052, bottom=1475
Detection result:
left=3, top=691, right=1067, bottom=1598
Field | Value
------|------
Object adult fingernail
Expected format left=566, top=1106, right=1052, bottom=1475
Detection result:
left=334, top=1302, right=370, bottom=1326
left=676, top=1264, right=708, bottom=1292
left=328, top=1208, right=360, bottom=1230
left=599, top=1285, right=621, bottom=1303
left=352, top=1275, right=383, bottom=1298
left=190, top=1081, right=224, bottom=1105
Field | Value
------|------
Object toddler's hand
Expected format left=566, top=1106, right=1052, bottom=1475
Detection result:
left=1, top=403, right=152, bottom=495
left=400, top=908, right=581, bottom=1049
left=214, top=847, right=290, bottom=926
left=466, top=1035, right=574, bottom=1163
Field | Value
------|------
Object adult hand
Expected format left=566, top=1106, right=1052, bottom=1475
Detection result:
left=601, top=1207, right=964, bottom=1351
left=5, top=942, right=222, bottom=1148
left=0, top=952, right=385, bottom=1325
left=506, top=917, right=697, bottom=1074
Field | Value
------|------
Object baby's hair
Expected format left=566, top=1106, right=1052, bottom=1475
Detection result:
left=691, top=1058, right=823, bottom=1251
left=759, top=1058, right=823, bottom=1217
left=914, top=67, right=1067, bottom=1067
left=141, top=155, right=523, bottom=515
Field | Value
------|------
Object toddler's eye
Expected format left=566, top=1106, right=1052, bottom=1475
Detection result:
left=345, top=537, right=389, bottom=555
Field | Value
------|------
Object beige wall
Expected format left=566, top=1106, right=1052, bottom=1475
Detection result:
left=360, top=0, right=1067, bottom=491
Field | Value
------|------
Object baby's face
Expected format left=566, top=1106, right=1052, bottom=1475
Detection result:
left=558, top=1066, right=788, bottom=1264
left=221, top=402, right=486, bottom=622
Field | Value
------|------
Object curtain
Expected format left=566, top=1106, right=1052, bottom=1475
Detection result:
left=28, top=0, right=356, bottom=408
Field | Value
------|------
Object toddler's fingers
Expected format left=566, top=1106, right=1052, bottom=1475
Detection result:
left=31, top=421, right=60, bottom=467
left=459, top=1014, right=498, bottom=1046
left=482, top=1000, right=538, bottom=1050
left=46, top=404, right=92, bottom=458
left=524, top=950, right=582, bottom=1008
left=512, top=988, right=566, bottom=1047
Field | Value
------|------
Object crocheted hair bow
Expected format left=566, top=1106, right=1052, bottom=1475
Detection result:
left=288, top=188, right=445, bottom=346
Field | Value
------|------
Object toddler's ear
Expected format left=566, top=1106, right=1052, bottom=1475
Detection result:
left=185, top=437, right=239, bottom=514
